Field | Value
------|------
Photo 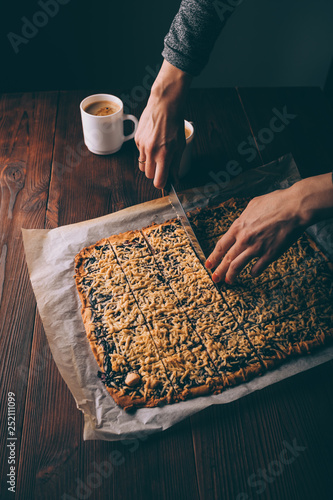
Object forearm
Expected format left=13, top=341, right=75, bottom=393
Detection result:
left=292, top=173, right=333, bottom=227
left=150, top=60, right=193, bottom=107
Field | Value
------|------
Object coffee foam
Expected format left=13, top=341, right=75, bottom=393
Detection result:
left=84, top=100, right=120, bottom=116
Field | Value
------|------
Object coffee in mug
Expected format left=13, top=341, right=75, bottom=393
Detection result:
left=80, top=94, right=138, bottom=155
left=84, top=100, right=121, bottom=116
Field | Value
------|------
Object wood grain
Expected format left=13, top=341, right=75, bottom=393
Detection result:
left=0, top=91, right=58, bottom=499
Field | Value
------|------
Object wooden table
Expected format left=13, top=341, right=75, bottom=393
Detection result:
left=1, top=88, right=333, bottom=500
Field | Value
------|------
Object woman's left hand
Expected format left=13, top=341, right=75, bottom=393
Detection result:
left=205, top=187, right=306, bottom=284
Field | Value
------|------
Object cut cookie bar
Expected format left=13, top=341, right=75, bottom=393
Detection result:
left=188, top=198, right=250, bottom=239
left=149, top=313, right=203, bottom=357
left=142, top=218, right=190, bottom=253
left=74, top=237, right=117, bottom=276
left=189, top=300, right=238, bottom=338
left=133, top=284, right=181, bottom=322
left=154, top=245, right=203, bottom=278
left=169, top=269, right=221, bottom=313
left=162, top=345, right=223, bottom=401
left=75, top=261, right=130, bottom=310
left=203, top=330, right=264, bottom=387
left=95, top=335, right=174, bottom=411
left=121, top=255, right=167, bottom=290
left=109, top=230, right=151, bottom=262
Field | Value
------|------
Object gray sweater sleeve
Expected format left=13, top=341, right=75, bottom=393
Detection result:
left=162, top=0, right=226, bottom=76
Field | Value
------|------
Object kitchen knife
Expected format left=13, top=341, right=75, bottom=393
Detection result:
left=164, top=181, right=207, bottom=265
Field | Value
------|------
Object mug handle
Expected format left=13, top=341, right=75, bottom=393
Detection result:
left=123, top=114, right=139, bottom=142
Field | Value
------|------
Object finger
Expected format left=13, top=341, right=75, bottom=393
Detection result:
left=205, top=231, right=236, bottom=270
left=154, top=162, right=170, bottom=189
left=138, top=152, right=147, bottom=172
left=224, top=248, right=255, bottom=284
left=154, top=154, right=172, bottom=190
left=211, top=243, right=244, bottom=283
left=250, top=253, right=273, bottom=277
left=144, top=151, right=156, bottom=180
left=154, top=148, right=183, bottom=189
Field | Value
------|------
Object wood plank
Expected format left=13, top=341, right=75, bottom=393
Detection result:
left=15, top=305, right=83, bottom=496
left=32, top=420, right=200, bottom=500
left=0, top=91, right=58, bottom=498
left=15, top=315, right=81, bottom=499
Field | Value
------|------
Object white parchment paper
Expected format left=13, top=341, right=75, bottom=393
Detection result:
left=22, top=154, right=333, bottom=441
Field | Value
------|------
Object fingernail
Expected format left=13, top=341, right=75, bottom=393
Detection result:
left=225, top=277, right=232, bottom=285
left=205, top=259, right=212, bottom=269
left=212, top=272, right=220, bottom=283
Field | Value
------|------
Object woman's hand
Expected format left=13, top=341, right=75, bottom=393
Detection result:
left=206, top=174, right=333, bottom=284
left=135, top=60, right=192, bottom=189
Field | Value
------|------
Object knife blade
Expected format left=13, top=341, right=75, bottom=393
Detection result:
left=164, top=182, right=207, bottom=265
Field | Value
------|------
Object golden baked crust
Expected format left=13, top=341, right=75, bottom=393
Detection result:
left=169, top=269, right=221, bottom=312
left=161, top=346, right=223, bottom=401
left=244, top=303, right=332, bottom=368
left=133, top=284, right=182, bottom=322
left=74, top=237, right=117, bottom=277
left=142, top=218, right=189, bottom=253
left=189, top=301, right=238, bottom=337
left=121, top=255, right=166, bottom=290
left=203, top=331, right=263, bottom=381
left=150, top=314, right=202, bottom=355
left=109, top=230, right=151, bottom=262
left=154, top=245, right=202, bottom=278
left=74, top=197, right=333, bottom=412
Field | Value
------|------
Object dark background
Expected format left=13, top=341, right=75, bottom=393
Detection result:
left=1, top=0, right=333, bottom=102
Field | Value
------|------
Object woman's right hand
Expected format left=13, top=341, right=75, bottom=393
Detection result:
left=135, top=60, right=192, bottom=189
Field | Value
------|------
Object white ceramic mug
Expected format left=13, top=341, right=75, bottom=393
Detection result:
left=80, top=93, right=138, bottom=155
left=179, top=120, right=195, bottom=178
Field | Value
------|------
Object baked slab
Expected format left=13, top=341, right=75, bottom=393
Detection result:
left=74, top=198, right=333, bottom=412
